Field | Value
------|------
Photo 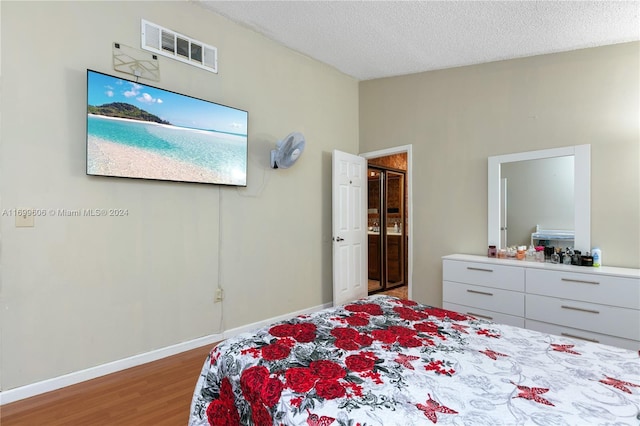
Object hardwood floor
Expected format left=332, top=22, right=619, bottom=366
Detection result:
left=368, top=281, right=408, bottom=299
left=377, top=285, right=408, bottom=299
left=0, top=344, right=214, bottom=425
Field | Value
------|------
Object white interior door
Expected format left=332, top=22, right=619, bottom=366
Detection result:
left=332, top=150, right=367, bottom=306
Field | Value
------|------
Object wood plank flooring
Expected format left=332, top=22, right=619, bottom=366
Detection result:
left=376, top=285, right=408, bottom=299
left=0, top=344, right=214, bottom=425
left=369, top=283, right=408, bottom=299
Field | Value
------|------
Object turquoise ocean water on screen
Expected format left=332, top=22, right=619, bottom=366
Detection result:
left=87, top=114, right=247, bottom=183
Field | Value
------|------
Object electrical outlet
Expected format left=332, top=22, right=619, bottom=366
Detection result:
left=214, top=288, right=224, bottom=302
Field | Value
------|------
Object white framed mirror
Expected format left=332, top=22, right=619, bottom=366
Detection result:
left=488, top=145, right=591, bottom=252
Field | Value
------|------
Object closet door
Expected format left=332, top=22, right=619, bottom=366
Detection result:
left=385, top=171, right=405, bottom=288
left=367, top=169, right=383, bottom=292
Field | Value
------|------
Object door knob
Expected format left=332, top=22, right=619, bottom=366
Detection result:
left=335, top=236, right=344, bottom=242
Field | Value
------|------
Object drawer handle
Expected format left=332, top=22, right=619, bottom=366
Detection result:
left=561, top=332, right=599, bottom=343
left=467, top=289, right=494, bottom=296
left=561, top=278, right=600, bottom=285
left=467, top=267, right=493, bottom=272
left=561, top=305, right=600, bottom=315
left=467, top=311, right=493, bottom=320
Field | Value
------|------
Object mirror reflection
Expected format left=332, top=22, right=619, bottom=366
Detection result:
left=488, top=144, right=590, bottom=253
left=501, top=156, right=574, bottom=248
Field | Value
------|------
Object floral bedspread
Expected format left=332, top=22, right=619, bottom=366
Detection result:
left=189, top=295, right=640, bottom=425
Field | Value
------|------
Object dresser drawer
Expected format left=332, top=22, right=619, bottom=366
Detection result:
left=525, top=319, right=639, bottom=351
left=443, top=281, right=524, bottom=317
left=526, top=268, right=640, bottom=309
left=443, top=302, right=525, bottom=328
left=443, top=260, right=525, bottom=291
left=526, top=294, right=640, bottom=341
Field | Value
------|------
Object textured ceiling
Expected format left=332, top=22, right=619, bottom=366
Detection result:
left=197, top=0, right=640, bottom=81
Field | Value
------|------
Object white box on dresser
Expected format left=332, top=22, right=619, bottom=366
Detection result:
left=442, top=254, right=640, bottom=350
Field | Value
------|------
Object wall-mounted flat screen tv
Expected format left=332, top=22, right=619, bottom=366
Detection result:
left=86, top=69, right=248, bottom=186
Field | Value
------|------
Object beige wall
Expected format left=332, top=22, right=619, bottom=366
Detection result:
left=0, top=1, right=358, bottom=390
left=360, top=42, right=640, bottom=307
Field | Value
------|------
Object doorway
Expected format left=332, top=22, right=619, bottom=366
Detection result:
left=367, top=166, right=407, bottom=294
left=361, top=146, right=412, bottom=299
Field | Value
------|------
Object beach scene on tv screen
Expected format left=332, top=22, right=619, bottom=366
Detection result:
left=86, top=70, right=248, bottom=186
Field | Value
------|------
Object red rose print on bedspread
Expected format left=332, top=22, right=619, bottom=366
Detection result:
left=310, top=360, right=347, bottom=380
left=261, top=342, right=291, bottom=361
left=206, top=399, right=241, bottom=426
left=345, top=303, right=383, bottom=316
left=387, top=325, right=426, bottom=347
left=240, top=366, right=270, bottom=403
left=261, top=377, right=284, bottom=407
left=345, top=353, right=377, bottom=372
left=393, top=306, right=428, bottom=321
left=207, top=377, right=240, bottom=426
left=269, top=323, right=296, bottom=338
left=220, top=376, right=234, bottom=401
left=414, top=321, right=440, bottom=335
left=285, top=367, right=318, bottom=393
left=424, top=307, right=468, bottom=321
left=345, top=313, right=370, bottom=326
left=331, top=327, right=372, bottom=350
left=295, top=323, right=318, bottom=343
left=371, top=328, right=397, bottom=344
left=388, top=325, right=418, bottom=337
left=250, top=401, right=273, bottom=426
left=334, top=338, right=361, bottom=351
left=315, top=379, right=347, bottom=399
left=415, top=393, right=458, bottom=424
left=269, top=322, right=317, bottom=343
left=331, top=327, right=359, bottom=340
left=398, top=335, right=423, bottom=347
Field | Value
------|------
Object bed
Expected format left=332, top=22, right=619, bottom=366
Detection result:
left=189, top=295, right=640, bottom=425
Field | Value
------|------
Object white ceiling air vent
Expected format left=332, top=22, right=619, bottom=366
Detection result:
left=141, top=19, right=218, bottom=74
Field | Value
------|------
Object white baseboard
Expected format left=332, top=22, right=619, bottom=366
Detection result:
left=0, top=333, right=223, bottom=406
left=0, top=301, right=331, bottom=405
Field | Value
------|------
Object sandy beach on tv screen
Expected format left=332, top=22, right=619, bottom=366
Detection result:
left=87, top=136, right=233, bottom=184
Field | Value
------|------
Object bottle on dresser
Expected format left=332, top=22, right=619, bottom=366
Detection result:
left=592, top=247, right=602, bottom=267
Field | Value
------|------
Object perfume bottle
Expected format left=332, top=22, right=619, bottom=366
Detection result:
left=525, top=245, right=536, bottom=261
left=551, top=248, right=560, bottom=264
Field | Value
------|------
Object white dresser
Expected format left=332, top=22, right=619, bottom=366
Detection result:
left=442, top=254, right=640, bottom=350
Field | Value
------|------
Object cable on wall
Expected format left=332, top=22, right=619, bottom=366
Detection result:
left=215, top=186, right=225, bottom=334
